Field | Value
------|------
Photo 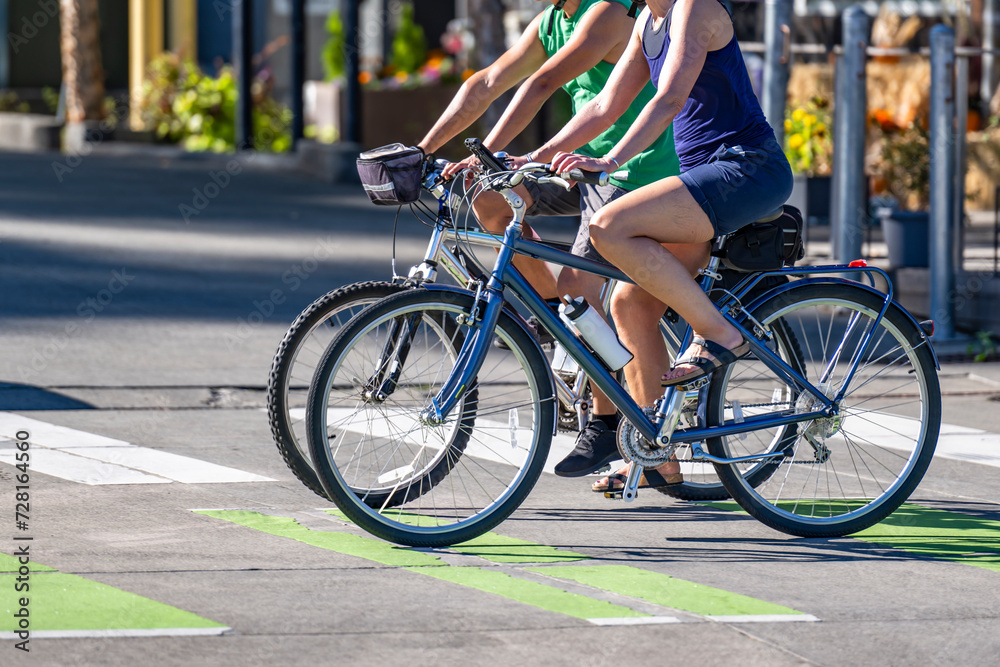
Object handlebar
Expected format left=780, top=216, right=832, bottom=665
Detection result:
left=462, top=138, right=610, bottom=191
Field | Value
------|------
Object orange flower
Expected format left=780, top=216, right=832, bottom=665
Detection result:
left=358, top=71, right=372, bottom=85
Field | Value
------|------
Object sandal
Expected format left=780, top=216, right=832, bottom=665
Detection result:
left=591, top=468, right=684, bottom=493
left=661, top=336, right=750, bottom=387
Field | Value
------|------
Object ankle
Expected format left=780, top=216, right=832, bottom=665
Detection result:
left=592, top=413, right=620, bottom=430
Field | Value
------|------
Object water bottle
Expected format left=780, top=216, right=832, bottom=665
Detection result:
left=558, top=296, right=633, bottom=371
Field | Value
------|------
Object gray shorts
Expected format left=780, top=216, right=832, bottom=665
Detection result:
left=523, top=179, right=628, bottom=263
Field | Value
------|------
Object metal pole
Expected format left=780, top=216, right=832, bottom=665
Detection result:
left=831, top=6, right=869, bottom=263
left=291, top=0, right=305, bottom=147
left=233, top=0, right=254, bottom=150
left=0, top=0, right=9, bottom=89
left=955, top=55, right=968, bottom=271
left=984, top=0, right=999, bottom=116
left=930, top=25, right=956, bottom=340
left=762, top=0, right=792, bottom=146
left=343, top=0, right=362, bottom=144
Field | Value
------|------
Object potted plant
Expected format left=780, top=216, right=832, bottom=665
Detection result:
left=784, top=99, right=833, bottom=225
left=869, top=120, right=930, bottom=268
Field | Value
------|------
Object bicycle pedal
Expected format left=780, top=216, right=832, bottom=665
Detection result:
left=603, top=490, right=623, bottom=499
left=677, top=376, right=711, bottom=391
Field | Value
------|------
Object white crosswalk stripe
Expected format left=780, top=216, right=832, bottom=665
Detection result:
left=0, top=413, right=274, bottom=485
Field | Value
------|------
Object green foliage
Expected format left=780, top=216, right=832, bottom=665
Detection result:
left=873, top=123, right=930, bottom=211
left=137, top=53, right=291, bottom=153
left=784, top=100, right=832, bottom=176
left=391, top=4, right=426, bottom=74
left=322, top=11, right=346, bottom=81
left=0, top=91, right=30, bottom=113
left=42, top=87, right=60, bottom=114
left=967, top=330, right=998, bottom=363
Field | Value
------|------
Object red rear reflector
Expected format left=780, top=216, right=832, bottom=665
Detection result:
left=848, top=260, right=868, bottom=268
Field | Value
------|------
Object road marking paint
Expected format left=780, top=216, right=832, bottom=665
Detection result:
left=587, top=616, right=682, bottom=626
left=444, top=532, right=590, bottom=564
left=1, top=628, right=228, bottom=639
left=853, top=503, right=1000, bottom=573
left=0, top=447, right=171, bottom=485
left=416, top=566, right=649, bottom=621
left=67, top=446, right=272, bottom=484
left=707, top=614, right=820, bottom=623
left=706, top=501, right=1000, bottom=574
left=195, top=510, right=443, bottom=567
left=0, top=413, right=131, bottom=448
left=846, top=413, right=1000, bottom=469
left=0, top=570, right=226, bottom=635
left=527, top=565, right=810, bottom=620
left=201, top=509, right=815, bottom=624
left=0, top=413, right=274, bottom=485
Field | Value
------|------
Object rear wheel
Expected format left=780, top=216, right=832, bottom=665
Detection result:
left=267, top=281, right=411, bottom=499
left=707, top=282, right=940, bottom=537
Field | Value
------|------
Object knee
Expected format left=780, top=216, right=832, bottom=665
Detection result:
left=588, top=210, right=616, bottom=252
left=611, top=285, right=664, bottom=328
left=472, top=194, right=510, bottom=232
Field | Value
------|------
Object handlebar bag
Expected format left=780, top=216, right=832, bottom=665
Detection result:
left=357, top=143, right=424, bottom=205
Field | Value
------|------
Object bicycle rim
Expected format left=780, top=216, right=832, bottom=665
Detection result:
left=307, top=289, right=554, bottom=547
left=707, top=282, right=940, bottom=537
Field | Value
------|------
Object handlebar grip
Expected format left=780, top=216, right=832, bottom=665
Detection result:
left=567, top=169, right=610, bottom=186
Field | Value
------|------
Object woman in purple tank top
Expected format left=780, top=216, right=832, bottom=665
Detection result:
left=535, top=0, right=793, bottom=488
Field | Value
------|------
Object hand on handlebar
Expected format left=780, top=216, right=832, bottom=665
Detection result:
left=550, top=152, right=617, bottom=181
left=441, top=155, right=481, bottom=181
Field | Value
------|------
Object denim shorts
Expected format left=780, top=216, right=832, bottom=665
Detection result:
left=523, top=179, right=628, bottom=262
left=678, top=139, right=793, bottom=237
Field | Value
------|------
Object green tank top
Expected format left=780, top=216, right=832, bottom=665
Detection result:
left=538, top=0, right=679, bottom=189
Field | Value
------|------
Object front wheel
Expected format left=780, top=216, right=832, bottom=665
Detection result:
left=306, top=288, right=554, bottom=547
left=707, top=282, right=941, bottom=537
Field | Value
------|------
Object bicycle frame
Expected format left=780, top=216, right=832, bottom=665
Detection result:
left=421, top=184, right=907, bottom=459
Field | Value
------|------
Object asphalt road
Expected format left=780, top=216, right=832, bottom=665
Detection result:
left=0, top=151, right=999, bottom=667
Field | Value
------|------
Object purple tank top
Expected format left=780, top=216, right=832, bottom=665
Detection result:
left=642, top=5, right=774, bottom=171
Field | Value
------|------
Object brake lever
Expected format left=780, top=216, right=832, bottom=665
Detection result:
left=536, top=175, right=573, bottom=191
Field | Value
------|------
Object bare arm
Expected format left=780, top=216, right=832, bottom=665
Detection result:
left=531, top=19, right=651, bottom=163
left=551, top=1, right=724, bottom=174
left=482, top=2, right=633, bottom=153
left=418, top=13, right=548, bottom=154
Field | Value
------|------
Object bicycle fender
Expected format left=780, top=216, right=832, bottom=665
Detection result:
left=740, top=277, right=939, bottom=370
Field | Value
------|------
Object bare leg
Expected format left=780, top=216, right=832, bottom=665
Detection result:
left=590, top=177, right=743, bottom=381
left=472, top=187, right=559, bottom=300
left=600, top=243, right=710, bottom=482
left=557, top=267, right=614, bottom=415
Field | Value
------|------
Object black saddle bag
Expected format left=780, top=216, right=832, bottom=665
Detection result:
left=719, top=205, right=805, bottom=273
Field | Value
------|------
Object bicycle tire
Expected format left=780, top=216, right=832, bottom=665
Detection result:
left=267, top=281, right=414, bottom=500
left=307, top=288, right=554, bottom=547
left=707, top=282, right=941, bottom=537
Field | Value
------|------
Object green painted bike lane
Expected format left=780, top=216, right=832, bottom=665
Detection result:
left=0, top=553, right=226, bottom=639
left=196, top=509, right=813, bottom=625
left=708, top=501, right=1000, bottom=574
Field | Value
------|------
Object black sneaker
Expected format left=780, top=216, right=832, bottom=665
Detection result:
left=554, top=419, right=622, bottom=477
left=495, top=314, right=557, bottom=350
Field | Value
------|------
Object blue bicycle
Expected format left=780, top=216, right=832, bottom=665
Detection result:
left=305, top=141, right=941, bottom=547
